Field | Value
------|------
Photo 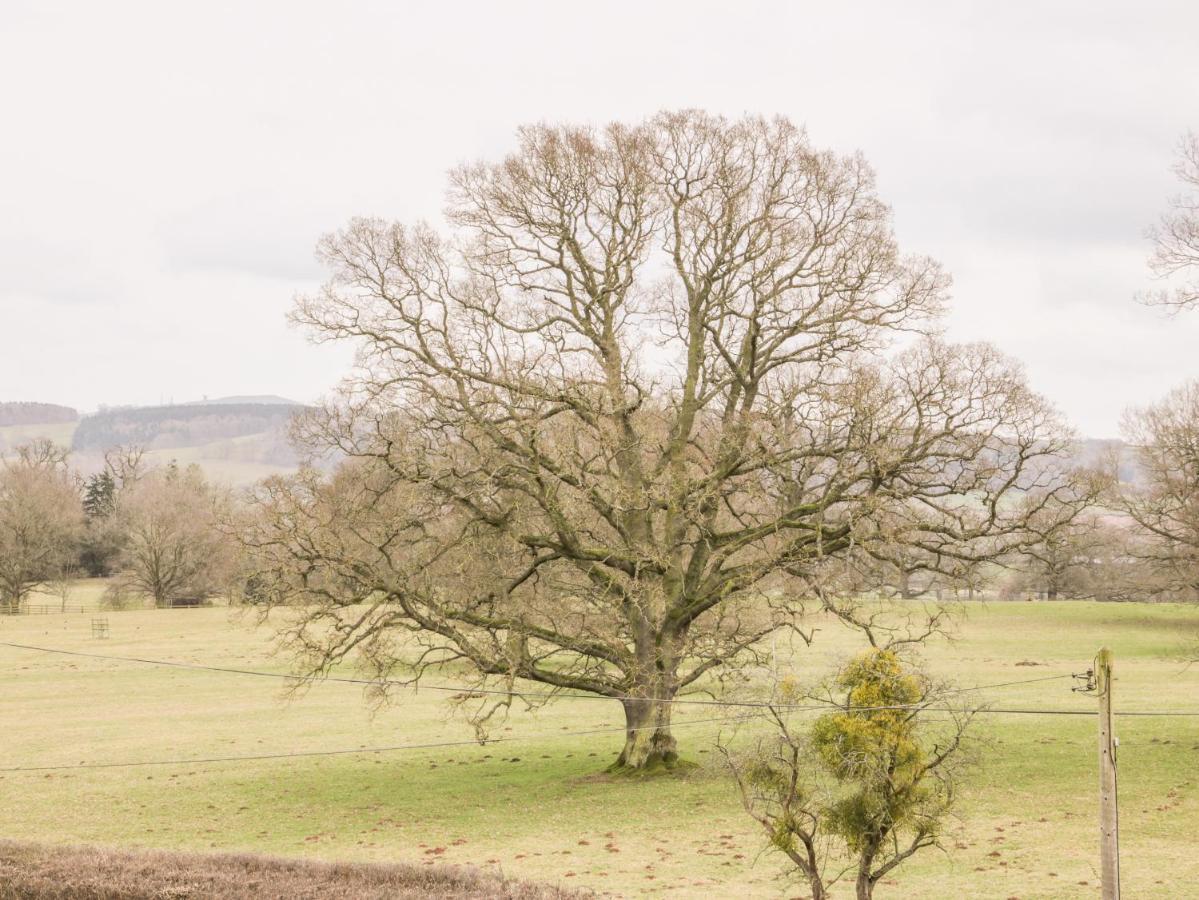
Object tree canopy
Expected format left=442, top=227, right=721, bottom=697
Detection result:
left=248, top=111, right=1086, bottom=770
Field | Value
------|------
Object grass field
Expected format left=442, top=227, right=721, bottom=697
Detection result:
left=2, top=584, right=1198, bottom=898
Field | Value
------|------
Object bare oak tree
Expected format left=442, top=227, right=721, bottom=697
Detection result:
left=114, top=463, right=234, bottom=607
left=1144, top=132, right=1199, bottom=310
left=249, top=112, right=1083, bottom=771
left=0, top=441, right=83, bottom=613
left=1003, top=474, right=1112, bottom=600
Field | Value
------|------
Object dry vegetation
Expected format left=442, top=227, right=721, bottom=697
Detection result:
left=0, top=840, right=588, bottom=900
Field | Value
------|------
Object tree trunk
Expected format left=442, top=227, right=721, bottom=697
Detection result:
left=0, top=588, right=21, bottom=615
left=781, top=840, right=827, bottom=900
left=808, top=872, right=828, bottom=900
left=606, top=613, right=692, bottom=773
left=856, top=842, right=879, bottom=900
left=608, top=674, right=688, bottom=774
left=1046, top=570, right=1062, bottom=601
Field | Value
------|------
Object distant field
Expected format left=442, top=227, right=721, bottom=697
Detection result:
left=138, top=446, right=297, bottom=485
left=0, top=421, right=77, bottom=451
left=1, top=591, right=1197, bottom=898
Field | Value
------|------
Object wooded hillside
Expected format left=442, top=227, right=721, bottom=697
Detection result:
left=71, top=403, right=302, bottom=453
left=0, top=403, right=77, bottom=427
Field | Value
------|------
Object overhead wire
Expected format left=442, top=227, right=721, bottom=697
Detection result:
left=0, top=712, right=755, bottom=774
left=0, top=641, right=1088, bottom=710
left=3, top=640, right=1198, bottom=778
left=6, top=641, right=1199, bottom=715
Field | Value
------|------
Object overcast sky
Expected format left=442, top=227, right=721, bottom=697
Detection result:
left=2, top=1, right=1197, bottom=437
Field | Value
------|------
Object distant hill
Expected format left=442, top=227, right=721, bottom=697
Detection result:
left=0, top=398, right=312, bottom=485
left=0, top=402, right=78, bottom=427
left=72, top=402, right=305, bottom=454
left=0, top=397, right=1141, bottom=490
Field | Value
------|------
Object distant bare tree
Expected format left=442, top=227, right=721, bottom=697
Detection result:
left=248, top=111, right=1087, bottom=772
left=0, top=442, right=83, bottom=613
left=1144, top=132, right=1199, bottom=310
left=104, top=445, right=146, bottom=487
left=47, top=565, right=80, bottom=612
left=1006, top=474, right=1111, bottom=600
left=14, top=438, right=70, bottom=469
left=1006, top=516, right=1105, bottom=600
left=1113, top=382, right=1199, bottom=599
left=113, top=464, right=234, bottom=606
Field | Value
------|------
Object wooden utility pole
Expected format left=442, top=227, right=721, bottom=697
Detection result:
left=1096, top=647, right=1120, bottom=900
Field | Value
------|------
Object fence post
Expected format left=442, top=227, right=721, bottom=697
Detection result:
left=1096, top=647, right=1120, bottom=900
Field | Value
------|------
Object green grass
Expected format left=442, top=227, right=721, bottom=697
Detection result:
left=2, top=589, right=1197, bottom=898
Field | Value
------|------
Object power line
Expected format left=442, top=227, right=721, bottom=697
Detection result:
left=0, top=738, right=495, bottom=773
left=5, top=642, right=1199, bottom=716
left=2, top=642, right=1197, bottom=778
left=0, top=713, right=753, bottom=775
left=0, top=641, right=1079, bottom=709
left=734, top=703, right=1199, bottom=717
left=4, top=697, right=1194, bottom=777
left=944, top=672, right=1077, bottom=692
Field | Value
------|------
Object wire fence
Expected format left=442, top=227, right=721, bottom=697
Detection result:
left=5, top=604, right=91, bottom=615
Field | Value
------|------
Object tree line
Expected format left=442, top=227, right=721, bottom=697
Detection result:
left=71, top=402, right=301, bottom=454
left=0, top=442, right=236, bottom=612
